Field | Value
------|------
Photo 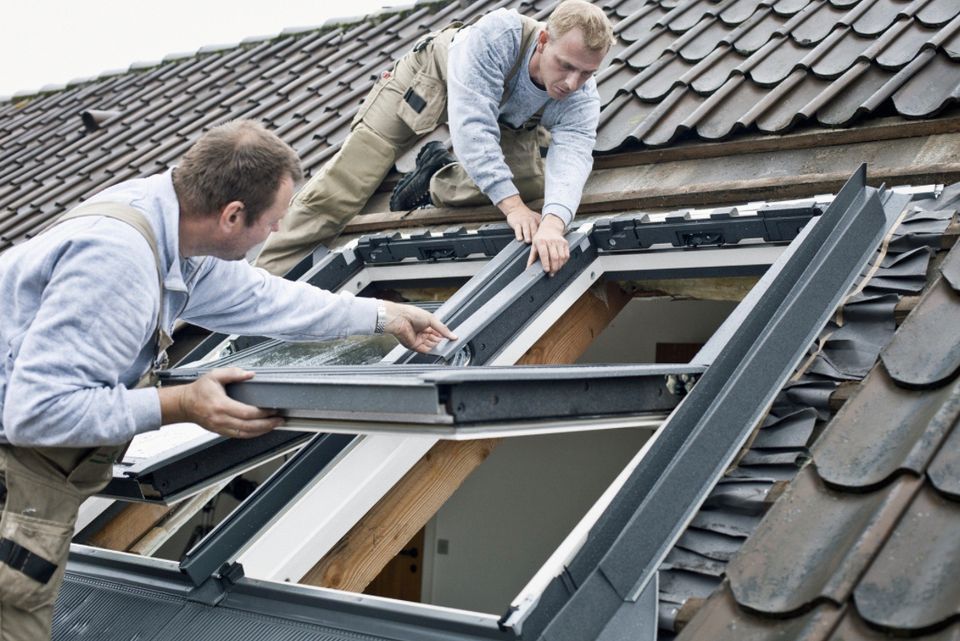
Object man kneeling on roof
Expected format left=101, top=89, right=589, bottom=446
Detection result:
left=255, top=0, right=615, bottom=278
left=0, top=119, right=454, bottom=641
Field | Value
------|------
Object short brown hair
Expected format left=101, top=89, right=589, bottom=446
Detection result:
left=173, top=120, right=302, bottom=226
left=547, top=0, right=616, bottom=52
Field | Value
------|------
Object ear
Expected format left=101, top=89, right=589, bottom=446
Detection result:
left=219, top=201, right=245, bottom=231
left=537, top=30, right=548, bottom=51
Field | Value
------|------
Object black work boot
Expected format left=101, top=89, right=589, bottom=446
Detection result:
left=390, top=141, right=456, bottom=211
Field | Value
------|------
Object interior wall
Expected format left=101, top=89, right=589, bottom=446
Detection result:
left=421, top=295, right=737, bottom=612
left=577, top=297, right=738, bottom=364
left=421, top=427, right=652, bottom=613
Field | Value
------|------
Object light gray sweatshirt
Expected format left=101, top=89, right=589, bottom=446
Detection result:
left=0, top=170, right=378, bottom=447
left=447, top=8, right=600, bottom=227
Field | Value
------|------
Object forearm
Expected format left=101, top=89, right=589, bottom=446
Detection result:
left=185, top=260, right=379, bottom=341
left=158, top=386, right=189, bottom=424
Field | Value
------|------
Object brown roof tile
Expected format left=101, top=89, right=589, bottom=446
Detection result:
left=881, top=279, right=960, bottom=388
left=928, top=424, right=960, bottom=498
left=726, top=466, right=921, bottom=614
left=853, top=483, right=960, bottom=631
left=678, top=584, right=845, bottom=641
left=813, top=367, right=959, bottom=488
left=826, top=609, right=960, bottom=641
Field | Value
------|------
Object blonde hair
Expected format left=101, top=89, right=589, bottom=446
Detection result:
left=546, top=0, right=616, bottom=52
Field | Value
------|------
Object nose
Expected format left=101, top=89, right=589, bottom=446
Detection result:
left=563, top=71, right=579, bottom=91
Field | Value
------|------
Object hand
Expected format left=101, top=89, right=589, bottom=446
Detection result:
left=499, top=195, right=542, bottom=243
left=382, top=301, right=458, bottom=353
left=159, top=368, right=283, bottom=439
left=526, top=214, right=570, bottom=276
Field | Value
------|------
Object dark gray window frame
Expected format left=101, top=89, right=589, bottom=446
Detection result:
left=67, top=170, right=917, bottom=641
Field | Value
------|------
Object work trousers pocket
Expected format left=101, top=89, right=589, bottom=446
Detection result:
left=0, top=511, right=74, bottom=611
left=0, top=451, right=82, bottom=612
left=0, top=442, right=117, bottom=612
left=396, top=42, right=447, bottom=136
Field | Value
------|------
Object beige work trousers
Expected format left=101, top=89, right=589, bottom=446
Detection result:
left=255, top=30, right=547, bottom=277
left=0, top=445, right=122, bottom=641
left=0, top=204, right=160, bottom=641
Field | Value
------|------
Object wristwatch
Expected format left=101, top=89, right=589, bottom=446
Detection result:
left=375, top=301, right=387, bottom=334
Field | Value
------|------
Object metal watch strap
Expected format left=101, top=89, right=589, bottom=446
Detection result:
left=375, top=301, right=387, bottom=334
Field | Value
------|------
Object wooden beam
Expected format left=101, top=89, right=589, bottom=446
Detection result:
left=129, top=481, right=230, bottom=556
left=346, top=163, right=960, bottom=235
left=591, top=115, right=960, bottom=170
left=299, top=438, right=500, bottom=590
left=87, top=502, right=172, bottom=552
left=372, top=115, right=960, bottom=193
left=626, top=276, right=759, bottom=302
left=299, top=281, right=631, bottom=592
left=515, top=280, right=631, bottom=366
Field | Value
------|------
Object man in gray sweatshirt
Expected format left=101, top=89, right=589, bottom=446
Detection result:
left=256, top=0, right=614, bottom=278
left=0, top=120, right=453, bottom=641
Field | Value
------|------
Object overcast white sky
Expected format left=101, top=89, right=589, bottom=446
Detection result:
left=1, top=0, right=406, bottom=97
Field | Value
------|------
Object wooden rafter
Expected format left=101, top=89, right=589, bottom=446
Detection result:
left=299, top=280, right=631, bottom=592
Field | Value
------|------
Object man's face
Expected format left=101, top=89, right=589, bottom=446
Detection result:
left=218, top=176, right=294, bottom=261
left=536, top=27, right=606, bottom=101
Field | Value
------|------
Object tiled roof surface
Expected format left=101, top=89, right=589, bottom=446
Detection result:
left=676, top=201, right=960, bottom=639
left=594, top=0, right=960, bottom=150
left=2, top=0, right=960, bottom=253
left=652, top=185, right=953, bottom=639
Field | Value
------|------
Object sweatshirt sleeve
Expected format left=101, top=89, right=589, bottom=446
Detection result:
left=541, top=84, right=600, bottom=228
left=182, top=258, right=378, bottom=341
left=446, top=11, right=524, bottom=206
left=3, top=224, right=161, bottom=447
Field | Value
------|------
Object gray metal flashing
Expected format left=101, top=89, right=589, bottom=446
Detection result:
left=595, top=573, right=658, bottom=641
left=63, top=547, right=510, bottom=641
left=506, top=166, right=907, bottom=640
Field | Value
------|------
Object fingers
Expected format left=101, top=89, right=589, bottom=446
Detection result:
left=529, top=237, right=570, bottom=276
left=522, top=217, right=537, bottom=243
left=429, top=317, right=458, bottom=341
left=206, top=367, right=256, bottom=385
left=506, top=208, right=541, bottom=244
left=186, top=369, right=284, bottom=438
left=221, top=415, right=285, bottom=439
left=527, top=243, right=539, bottom=270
